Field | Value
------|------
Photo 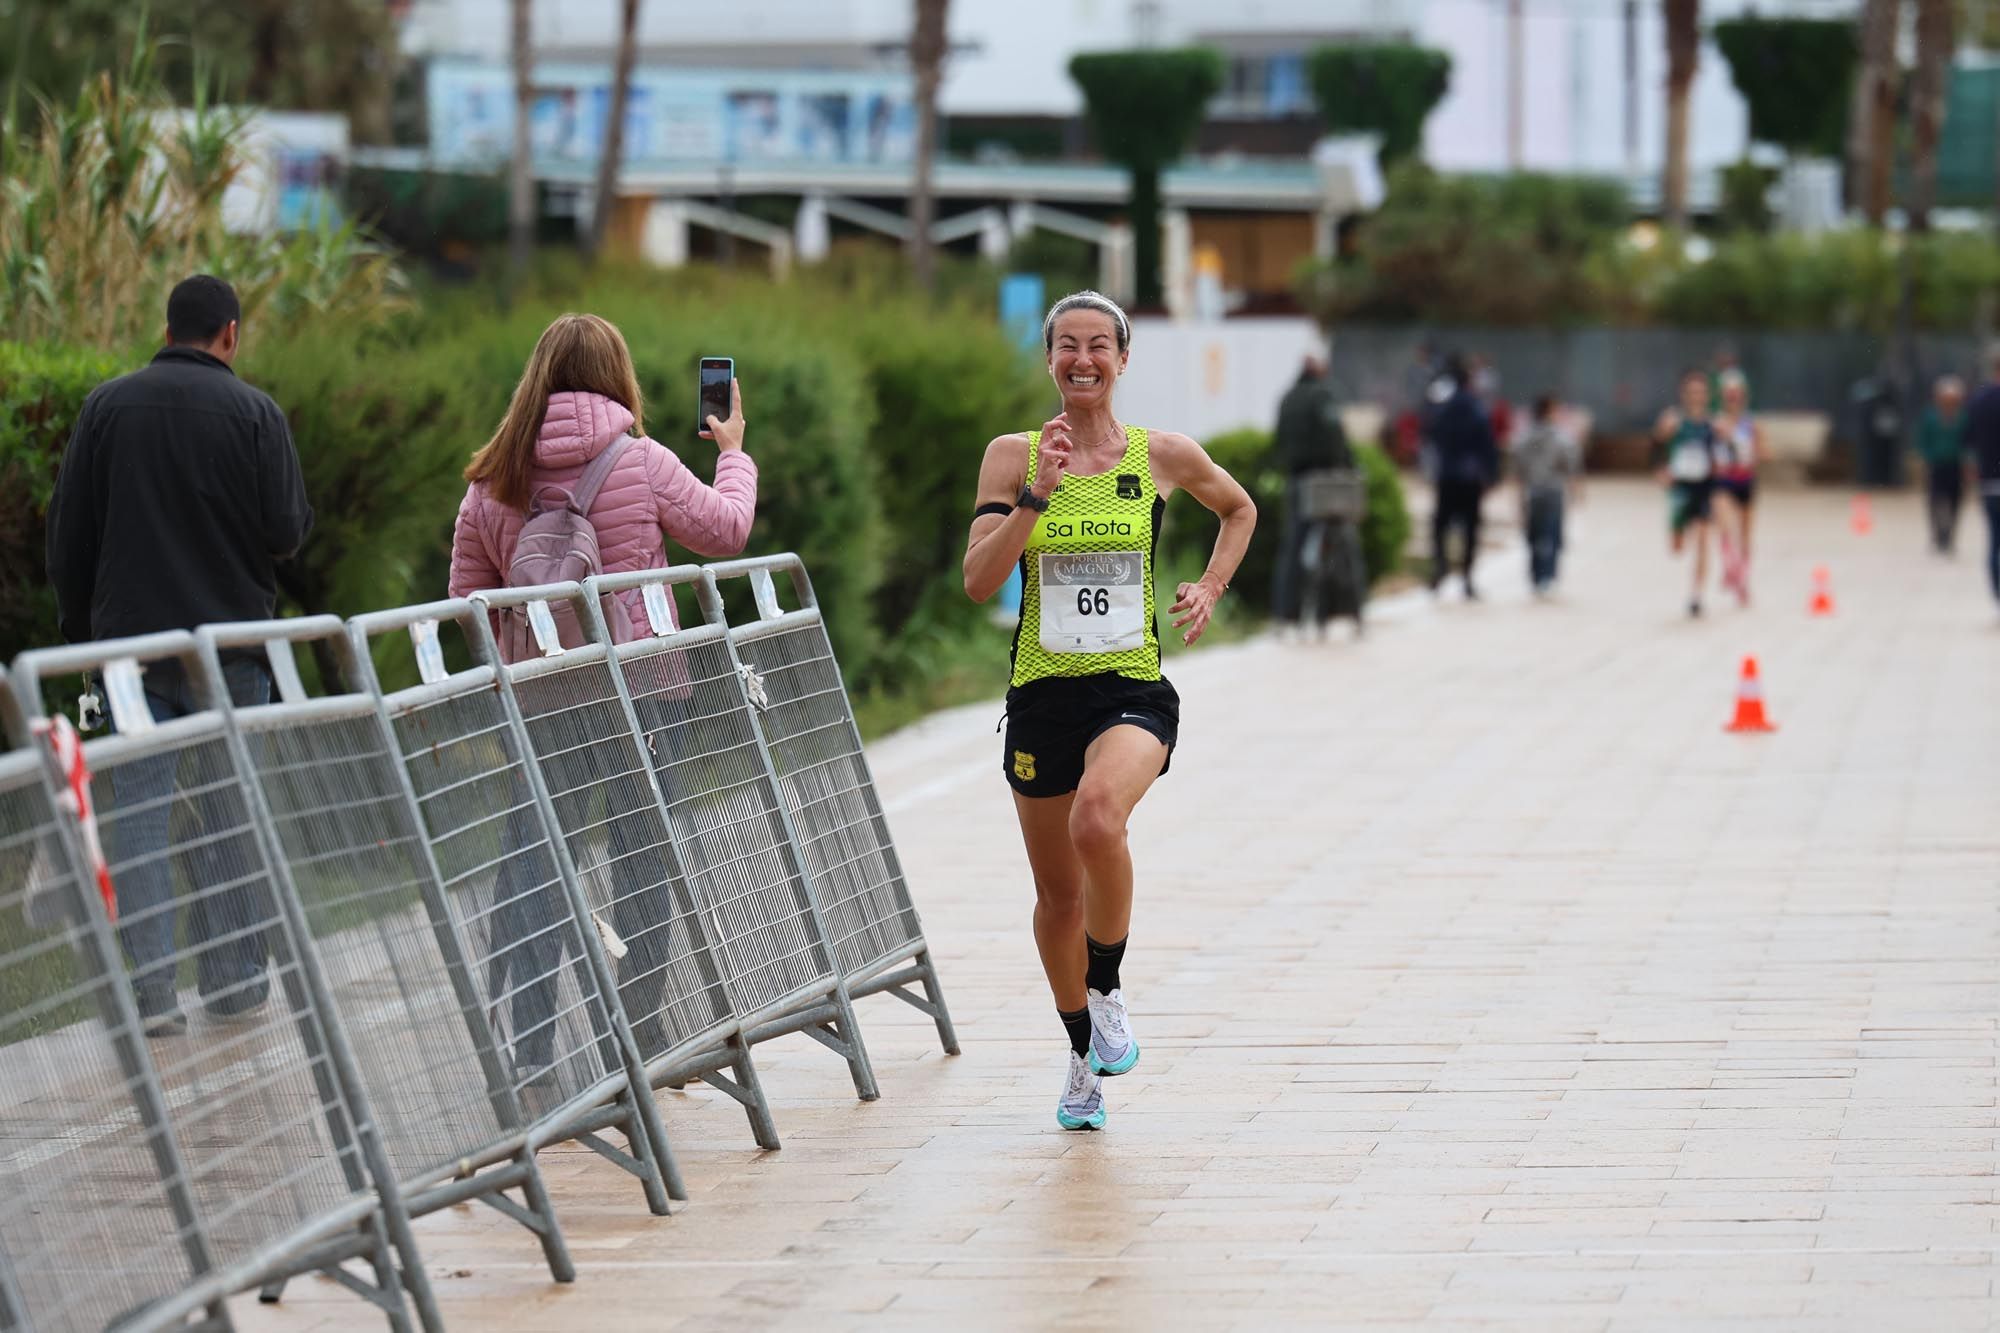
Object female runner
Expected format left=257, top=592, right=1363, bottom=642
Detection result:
left=963, top=291, right=1257, bottom=1129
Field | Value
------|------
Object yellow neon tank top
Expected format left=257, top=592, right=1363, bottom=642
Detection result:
left=1011, top=424, right=1163, bottom=688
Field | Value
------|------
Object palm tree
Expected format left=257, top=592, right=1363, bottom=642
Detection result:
left=586, top=0, right=642, bottom=262
left=1662, top=0, right=1700, bottom=230
left=1907, top=0, right=1954, bottom=231
left=1856, top=0, right=1904, bottom=226
left=509, top=0, right=534, bottom=274
left=906, top=0, right=949, bottom=292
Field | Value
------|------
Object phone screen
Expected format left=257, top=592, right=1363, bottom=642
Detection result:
left=698, top=357, right=733, bottom=437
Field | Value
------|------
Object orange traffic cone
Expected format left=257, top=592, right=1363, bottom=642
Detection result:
left=1808, top=566, right=1835, bottom=616
left=1724, top=655, right=1778, bottom=733
left=1850, top=494, right=1873, bottom=536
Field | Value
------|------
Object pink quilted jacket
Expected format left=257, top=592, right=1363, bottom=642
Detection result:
left=448, top=390, right=758, bottom=631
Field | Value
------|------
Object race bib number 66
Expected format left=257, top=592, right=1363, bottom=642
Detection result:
left=1040, top=550, right=1146, bottom=654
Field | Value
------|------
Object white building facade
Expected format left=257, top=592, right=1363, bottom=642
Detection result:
left=396, top=0, right=1817, bottom=179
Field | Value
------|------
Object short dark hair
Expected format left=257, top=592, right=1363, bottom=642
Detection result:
left=1533, top=393, right=1557, bottom=420
left=166, top=275, right=241, bottom=345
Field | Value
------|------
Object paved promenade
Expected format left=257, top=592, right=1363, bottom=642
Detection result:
left=243, top=481, right=1998, bottom=1330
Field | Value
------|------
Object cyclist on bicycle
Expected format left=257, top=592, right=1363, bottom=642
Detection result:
left=1270, top=353, right=1354, bottom=624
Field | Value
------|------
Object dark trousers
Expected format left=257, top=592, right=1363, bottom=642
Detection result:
left=1984, top=494, right=2000, bottom=602
left=1526, top=487, right=1566, bottom=588
left=1926, top=462, right=1964, bottom=553
left=488, top=695, right=685, bottom=1068
left=108, top=658, right=273, bottom=1017
left=1432, top=478, right=1485, bottom=589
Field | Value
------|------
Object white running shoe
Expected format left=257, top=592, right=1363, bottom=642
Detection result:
left=1056, top=1050, right=1106, bottom=1131
left=1087, top=986, right=1139, bottom=1076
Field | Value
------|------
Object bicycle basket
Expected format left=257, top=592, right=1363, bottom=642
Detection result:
left=1298, top=469, right=1366, bottom=523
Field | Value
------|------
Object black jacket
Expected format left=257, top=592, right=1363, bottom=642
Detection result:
left=1428, top=387, right=1499, bottom=487
left=46, top=346, right=312, bottom=645
left=1965, top=380, right=2000, bottom=486
left=1272, top=374, right=1353, bottom=475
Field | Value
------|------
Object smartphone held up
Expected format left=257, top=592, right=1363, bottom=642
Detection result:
left=698, top=357, right=734, bottom=438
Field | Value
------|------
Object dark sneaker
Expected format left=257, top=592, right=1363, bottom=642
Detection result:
left=142, top=1009, right=188, bottom=1039
left=202, top=980, right=270, bottom=1023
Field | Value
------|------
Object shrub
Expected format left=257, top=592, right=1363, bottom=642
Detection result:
left=1165, top=427, right=1282, bottom=610
left=234, top=330, right=492, bottom=628
left=1299, top=164, right=1631, bottom=326
left=1308, top=44, right=1453, bottom=164
left=1651, top=231, right=2000, bottom=333
left=0, top=342, right=122, bottom=657
left=1711, top=17, right=1857, bottom=158
left=1355, top=441, right=1412, bottom=584
left=832, top=301, right=1050, bottom=651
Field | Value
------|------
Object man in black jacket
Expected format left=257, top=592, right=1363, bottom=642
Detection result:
left=1427, top=355, right=1499, bottom=599
left=46, top=274, right=312, bottom=1035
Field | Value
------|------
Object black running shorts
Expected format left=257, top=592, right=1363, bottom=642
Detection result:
left=1002, top=672, right=1179, bottom=799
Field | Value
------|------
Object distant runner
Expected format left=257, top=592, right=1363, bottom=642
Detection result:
left=962, top=291, right=1256, bottom=1130
left=1654, top=370, right=1719, bottom=617
left=1712, top=370, right=1763, bottom=606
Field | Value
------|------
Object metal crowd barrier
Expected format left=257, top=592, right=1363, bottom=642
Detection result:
left=704, top=557, right=958, bottom=1057
left=0, top=550, right=960, bottom=1330
left=5, top=638, right=434, bottom=1332
left=0, top=669, right=228, bottom=1333
left=345, top=599, right=680, bottom=1214
left=194, top=620, right=576, bottom=1293
left=473, top=581, right=783, bottom=1147
left=587, top=567, right=883, bottom=1101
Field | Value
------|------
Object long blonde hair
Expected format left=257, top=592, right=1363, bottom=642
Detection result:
left=466, top=313, right=646, bottom=510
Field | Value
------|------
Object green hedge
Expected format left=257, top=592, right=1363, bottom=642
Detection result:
left=1162, top=427, right=1410, bottom=611
left=0, top=343, right=122, bottom=658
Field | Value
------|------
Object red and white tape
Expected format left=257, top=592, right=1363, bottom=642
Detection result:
left=33, top=714, right=117, bottom=921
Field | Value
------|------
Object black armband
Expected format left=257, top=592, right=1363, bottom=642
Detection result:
left=973, top=502, right=1015, bottom=520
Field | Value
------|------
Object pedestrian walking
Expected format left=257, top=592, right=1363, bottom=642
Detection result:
left=1916, top=375, right=1968, bottom=556
left=1654, top=369, right=1719, bottom=618
left=1962, top=350, right=2000, bottom=611
left=1269, top=352, right=1353, bottom=624
left=962, top=290, right=1256, bottom=1131
left=1513, top=394, right=1581, bottom=595
left=448, top=312, right=757, bottom=1082
left=1426, top=355, right=1499, bottom=600
left=45, top=274, right=312, bottom=1037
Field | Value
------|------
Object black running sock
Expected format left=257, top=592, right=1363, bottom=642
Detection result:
left=1059, top=1006, right=1092, bottom=1058
left=1085, top=934, right=1127, bottom=996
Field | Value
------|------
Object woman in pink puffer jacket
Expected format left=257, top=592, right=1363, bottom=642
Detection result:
left=449, top=312, right=757, bottom=626
left=446, top=312, right=756, bottom=1082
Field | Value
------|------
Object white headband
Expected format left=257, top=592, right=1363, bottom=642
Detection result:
left=1042, top=290, right=1130, bottom=351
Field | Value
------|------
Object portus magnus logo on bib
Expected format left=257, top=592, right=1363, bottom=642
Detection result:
left=1116, top=473, right=1142, bottom=500
left=1042, top=551, right=1141, bottom=585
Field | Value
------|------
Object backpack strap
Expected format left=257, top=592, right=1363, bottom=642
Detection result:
left=568, top=435, right=633, bottom=516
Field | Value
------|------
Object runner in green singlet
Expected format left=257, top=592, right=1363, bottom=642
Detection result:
left=962, top=291, right=1257, bottom=1131
left=1653, top=368, right=1720, bottom=617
